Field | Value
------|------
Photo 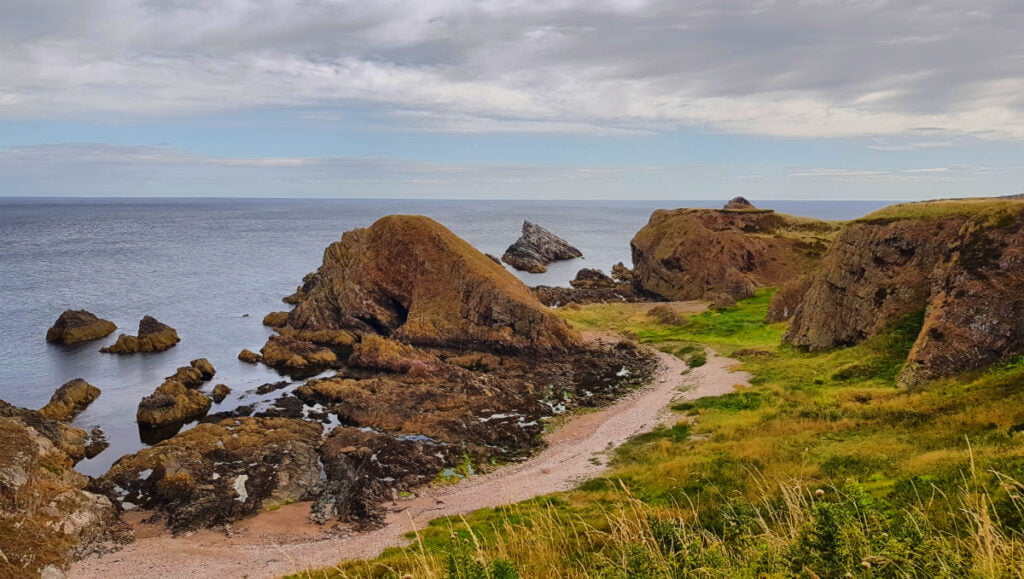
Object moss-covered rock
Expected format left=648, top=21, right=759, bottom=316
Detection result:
left=38, top=379, right=101, bottom=422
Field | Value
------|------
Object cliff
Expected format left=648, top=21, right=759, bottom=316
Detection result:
left=630, top=202, right=840, bottom=301
left=784, top=198, right=1024, bottom=387
left=286, top=215, right=580, bottom=352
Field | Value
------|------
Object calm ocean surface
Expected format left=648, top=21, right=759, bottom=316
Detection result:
left=0, top=197, right=889, bottom=475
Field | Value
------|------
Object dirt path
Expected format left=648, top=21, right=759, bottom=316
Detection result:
left=70, top=344, right=750, bottom=579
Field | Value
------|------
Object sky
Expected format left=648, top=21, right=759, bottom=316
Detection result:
left=1, top=0, right=1023, bottom=200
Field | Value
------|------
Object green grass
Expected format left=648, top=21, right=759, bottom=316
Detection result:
left=858, top=197, right=1024, bottom=224
left=295, top=291, right=1024, bottom=578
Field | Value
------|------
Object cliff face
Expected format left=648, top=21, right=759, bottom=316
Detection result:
left=784, top=199, right=1024, bottom=387
left=630, top=206, right=839, bottom=301
left=288, top=215, right=580, bottom=352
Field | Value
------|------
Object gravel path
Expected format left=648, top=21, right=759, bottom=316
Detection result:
left=70, top=343, right=750, bottom=579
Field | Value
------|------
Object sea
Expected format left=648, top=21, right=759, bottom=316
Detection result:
left=0, top=197, right=890, bottom=476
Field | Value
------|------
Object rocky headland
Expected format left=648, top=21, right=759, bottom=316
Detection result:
left=100, top=316, right=180, bottom=354
left=784, top=198, right=1024, bottom=387
left=630, top=199, right=841, bottom=303
left=501, top=220, right=583, bottom=273
left=46, top=310, right=117, bottom=345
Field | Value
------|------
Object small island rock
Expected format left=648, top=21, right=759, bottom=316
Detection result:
left=501, top=220, right=583, bottom=273
left=100, top=316, right=180, bottom=354
left=46, top=310, right=117, bottom=345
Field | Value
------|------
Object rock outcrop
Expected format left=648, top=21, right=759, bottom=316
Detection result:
left=38, top=379, right=101, bottom=422
left=259, top=335, right=341, bottom=376
left=501, top=221, right=583, bottom=273
left=99, top=417, right=322, bottom=531
left=284, top=215, right=580, bottom=353
left=724, top=196, right=756, bottom=210
left=0, top=402, right=129, bottom=577
left=630, top=204, right=840, bottom=302
left=784, top=198, right=1024, bottom=387
left=533, top=267, right=653, bottom=307
left=137, top=362, right=217, bottom=438
left=569, top=268, right=616, bottom=289
left=100, top=316, right=179, bottom=354
left=45, top=310, right=117, bottom=345
left=262, top=311, right=290, bottom=327
left=237, top=348, right=261, bottom=364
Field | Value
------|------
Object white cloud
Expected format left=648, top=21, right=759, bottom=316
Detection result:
left=0, top=1, right=1023, bottom=139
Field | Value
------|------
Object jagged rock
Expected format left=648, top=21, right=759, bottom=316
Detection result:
left=211, top=384, right=231, bottom=404
left=784, top=198, right=1024, bottom=387
left=237, top=348, right=261, bottom=364
left=611, top=262, right=634, bottom=283
left=136, top=380, right=212, bottom=434
left=501, top=221, right=583, bottom=273
left=260, top=335, right=339, bottom=376
left=570, top=268, right=616, bottom=289
left=724, top=196, right=756, bottom=210
left=38, top=379, right=100, bottom=422
left=100, top=316, right=179, bottom=354
left=45, top=310, right=117, bottom=345
left=0, top=403, right=129, bottom=577
left=262, top=311, right=290, bottom=327
left=284, top=215, right=580, bottom=353
left=348, top=335, right=443, bottom=375
left=631, top=206, right=840, bottom=302
left=99, top=418, right=323, bottom=531
left=190, top=358, right=215, bottom=381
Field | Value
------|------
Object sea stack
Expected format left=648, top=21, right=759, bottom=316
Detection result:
left=284, top=215, right=580, bottom=352
left=501, top=220, right=583, bottom=273
left=100, top=315, right=180, bottom=354
left=46, top=310, right=116, bottom=345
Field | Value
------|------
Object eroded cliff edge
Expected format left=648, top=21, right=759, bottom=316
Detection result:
left=784, top=198, right=1024, bottom=387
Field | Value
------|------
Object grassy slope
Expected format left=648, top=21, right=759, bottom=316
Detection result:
left=298, top=291, right=1024, bottom=578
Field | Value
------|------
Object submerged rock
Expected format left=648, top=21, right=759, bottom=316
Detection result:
left=38, top=379, right=101, bottom=422
left=501, top=220, right=583, bottom=273
left=631, top=206, right=839, bottom=302
left=99, top=417, right=322, bottom=531
left=100, top=316, right=179, bottom=354
left=785, top=198, right=1024, bottom=387
left=46, top=310, right=117, bottom=345
left=285, top=215, right=580, bottom=353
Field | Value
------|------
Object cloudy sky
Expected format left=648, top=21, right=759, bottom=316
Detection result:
left=2, top=0, right=1023, bottom=199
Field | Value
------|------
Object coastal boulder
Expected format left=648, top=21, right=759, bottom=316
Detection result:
left=285, top=215, right=580, bottom=352
left=136, top=380, right=212, bottom=434
left=100, top=316, right=179, bottom=354
left=46, top=310, right=117, bottom=345
left=784, top=198, right=1024, bottom=387
left=237, top=348, right=261, bottom=364
left=569, top=268, right=616, bottom=289
left=211, top=384, right=231, bottom=403
left=38, top=379, right=101, bottom=422
left=259, top=335, right=340, bottom=376
left=630, top=204, right=839, bottom=302
left=501, top=220, right=583, bottom=273
left=99, top=417, right=322, bottom=531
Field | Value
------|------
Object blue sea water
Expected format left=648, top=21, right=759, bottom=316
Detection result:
left=0, top=197, right=890, bottom=475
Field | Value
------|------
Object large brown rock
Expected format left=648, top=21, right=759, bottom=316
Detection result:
left=99, top=417, right=323, bottom=531
left=630, top=206, right=840, bottom=302
left=286, top=215, right=580, bottom=352
left=100, top=316, right=179, bottom=354
left=259, top=335, right=340, bottom=375
left=45, top=310, right=117, bottom=345
left=0, top=403, right=129, bottom=578
left=38, top=379, right=101, bottom=422
left=784, top=198, right=1024, bottom=387
left=501, top=221, right=583, bottom=273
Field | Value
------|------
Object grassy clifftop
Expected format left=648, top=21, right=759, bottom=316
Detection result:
left=302, top=291, right=1024, bottom=578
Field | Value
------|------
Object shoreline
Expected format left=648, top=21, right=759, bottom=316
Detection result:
left=70, top=341, right=751, bottom=579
